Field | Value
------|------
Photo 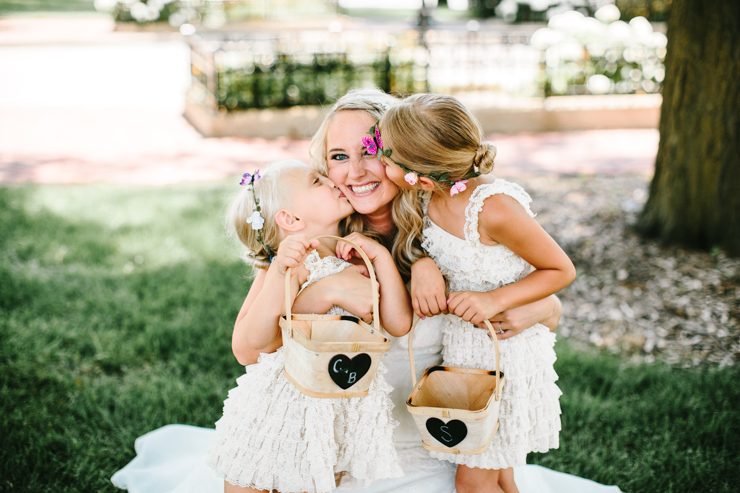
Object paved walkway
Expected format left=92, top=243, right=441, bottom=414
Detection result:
left=0, top=17, right=658, bottom=186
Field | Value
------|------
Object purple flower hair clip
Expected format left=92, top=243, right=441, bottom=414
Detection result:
left=239, top=169, right=261, bottom=186
left=238, top=169, right=270, bottom=253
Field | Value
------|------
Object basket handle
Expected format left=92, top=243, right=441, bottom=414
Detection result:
left=408, top=316, right=502, bottom=401
left=285, top=235, right=380, bottom=336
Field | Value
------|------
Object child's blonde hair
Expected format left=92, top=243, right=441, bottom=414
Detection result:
left=228, top=160, right=302, bottom=270
left=309, top=89, right=400, bottom=247
left=379, top=93, right=497, bottom=278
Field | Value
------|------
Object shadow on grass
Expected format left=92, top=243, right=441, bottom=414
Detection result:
left=1, top=186, right=739, bottom=493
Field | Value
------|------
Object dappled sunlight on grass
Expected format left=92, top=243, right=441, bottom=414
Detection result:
left=12, top=183, right=241, bottom=270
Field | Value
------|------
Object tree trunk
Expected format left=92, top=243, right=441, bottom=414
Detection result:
left=637, top=0, right=740, bottom=254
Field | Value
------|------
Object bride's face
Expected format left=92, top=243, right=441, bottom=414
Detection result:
left=325, top=110, right=399, bottom=217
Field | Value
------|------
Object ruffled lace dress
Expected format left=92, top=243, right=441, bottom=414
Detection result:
left=421, top=179, right=562, bottom=470
left=205, top=251, right=402, bottom=493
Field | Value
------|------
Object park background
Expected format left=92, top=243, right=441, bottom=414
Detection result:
left=0, top=0, right=738, bottom=491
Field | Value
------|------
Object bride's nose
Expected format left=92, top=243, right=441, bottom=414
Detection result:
left=348, top=156, right=367, bottom=179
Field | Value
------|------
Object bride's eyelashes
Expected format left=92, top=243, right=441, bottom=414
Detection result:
left=329, top=148, right=371, bottom=162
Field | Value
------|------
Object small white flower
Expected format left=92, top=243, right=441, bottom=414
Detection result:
left=404, top=172, right=418, bottom=186
left=246, top=211, right=264, bottom=231
left=129, top=2, right=149, bottom=21
left=93, top=0, right=118, bottom=12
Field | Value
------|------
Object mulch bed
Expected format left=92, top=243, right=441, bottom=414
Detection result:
left=518, top=173, right=739, bottom=367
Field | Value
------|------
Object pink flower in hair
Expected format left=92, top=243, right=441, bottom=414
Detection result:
left=362, top=136, right=377, bottom=155
left=449, top=180, right=469, bottom=197
left=375, top=126, right=383, bottom=148
left=404, top=172, right=418, bottom=186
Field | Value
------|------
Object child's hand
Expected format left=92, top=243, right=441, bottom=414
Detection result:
left=328, top=264, right=377, bottom=323
left=335, top=232, right=386, bottom=263
left=274, top=235, right=319, bottom=276
left=489, top=296, right=561, bottom=340
left=447, top=290, right=502, bottom=327
left=410, top=257, right=448, bottom=318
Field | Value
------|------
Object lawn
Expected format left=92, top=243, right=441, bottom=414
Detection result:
left=1, top=184, right=738, bottom=492
left=0, top=0, right=96, bottom=14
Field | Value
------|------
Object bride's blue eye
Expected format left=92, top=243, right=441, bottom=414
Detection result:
left=330, top=153, right=349, bottom=161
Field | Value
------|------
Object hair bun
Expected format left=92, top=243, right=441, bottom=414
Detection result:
left=474, top=143, right=496, bottom=174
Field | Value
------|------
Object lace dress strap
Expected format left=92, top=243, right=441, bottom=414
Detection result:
left=300, top=250, right=353, bottom=292
left=464, top=179, right=535, bottom=245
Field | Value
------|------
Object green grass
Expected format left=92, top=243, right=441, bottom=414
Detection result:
left=532, top=343, right=740, bottom=492
left=1, top=184, right=739, bottom=492
left=0, top=0, right=96, bottom=14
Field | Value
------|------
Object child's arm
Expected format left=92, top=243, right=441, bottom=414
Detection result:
left=409, top=247, right=563, bottom=334
left=232, top=254, right=376, bottom=365
left=233, top=235, right=317, bottom=353
left=292, top=265, right=376, bottom=323
left=232, top=268, right=269, bottom=365
left=447, top=194, right=575, bottom=327
left=491, top=295, right=562, bottom=340
left=337, top=233, right=413, bottom=337
left=410, top=257, right=448, bottom=318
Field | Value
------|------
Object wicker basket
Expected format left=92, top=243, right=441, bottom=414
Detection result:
left=280, top=235, right=391, bottom=398
left=406, top=317, right=505, bottom=455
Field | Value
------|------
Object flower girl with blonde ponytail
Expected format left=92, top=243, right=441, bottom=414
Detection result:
left=368, top=94, right=576, bottom=493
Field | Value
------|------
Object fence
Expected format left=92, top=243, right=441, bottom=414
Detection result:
left=187, top=26, right=542, bottom=112
left=187, top=18, right=665, bottom=113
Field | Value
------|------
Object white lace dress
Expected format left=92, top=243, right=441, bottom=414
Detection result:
left=112, top=225, right=621, bottom=492
left=205, top=251, right=402, bottom=493
left=422, top=179, right=562, bottom=470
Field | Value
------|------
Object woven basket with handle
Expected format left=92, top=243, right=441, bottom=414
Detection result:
left=406, top=316, right=505, bottom=455
left=280, top=235, right=391, bottom=398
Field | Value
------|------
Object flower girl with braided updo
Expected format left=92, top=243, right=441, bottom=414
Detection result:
left=367, top=94, right=576, bottom=493
left=206, top=160, right=411, bottom=493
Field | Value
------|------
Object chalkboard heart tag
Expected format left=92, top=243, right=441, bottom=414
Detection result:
left=328, top=354, right=371, bottom=390
left=425, top=418, right=468, bottom=448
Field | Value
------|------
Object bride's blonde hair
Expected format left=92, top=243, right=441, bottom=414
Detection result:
left=309, top=89, right=400, bottom=248
left=379, top=93, right=496, bottom=278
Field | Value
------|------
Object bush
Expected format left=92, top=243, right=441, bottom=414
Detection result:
left=470, top=0, right=671, bottom=23
left=532, top=8, right=667, bottom=96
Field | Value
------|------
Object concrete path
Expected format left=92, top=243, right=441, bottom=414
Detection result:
left=0, top=17, right=658, bottom=186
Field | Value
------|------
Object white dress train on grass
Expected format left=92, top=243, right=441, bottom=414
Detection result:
left=112, top=315, right=622, bottom=493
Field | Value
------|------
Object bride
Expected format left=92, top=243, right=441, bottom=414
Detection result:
left=111, top=89, right=621, bottom=493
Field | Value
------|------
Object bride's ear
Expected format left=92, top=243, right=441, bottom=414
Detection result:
left=418, top=176, right=436, bottom=192
left=275, top=210, right=305, bottom=232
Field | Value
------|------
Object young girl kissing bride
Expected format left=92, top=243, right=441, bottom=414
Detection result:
left=206, top=159, right=412, bottom=493
left=373, top=94, right=576, bottom=493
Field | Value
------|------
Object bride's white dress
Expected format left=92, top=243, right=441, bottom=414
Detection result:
left=112, top=317, right=622, bottom=493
